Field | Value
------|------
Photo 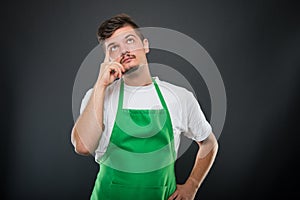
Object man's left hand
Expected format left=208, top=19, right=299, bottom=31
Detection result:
left=167, top=179, right=198, bottom=200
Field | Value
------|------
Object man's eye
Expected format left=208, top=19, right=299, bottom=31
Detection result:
left=110, top=46, right=118, bottom=51
left=127, top=38, right=134, bottom=44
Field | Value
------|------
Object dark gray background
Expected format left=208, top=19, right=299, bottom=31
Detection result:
left=2, top=0, right=299, bottom=199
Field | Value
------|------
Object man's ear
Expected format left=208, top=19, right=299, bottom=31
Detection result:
left=143, top=38, right=150, bottom=53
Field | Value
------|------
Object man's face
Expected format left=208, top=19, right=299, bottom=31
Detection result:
left=104, top=26, right=149, bottom=70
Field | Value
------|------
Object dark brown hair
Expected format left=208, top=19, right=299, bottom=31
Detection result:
left=97, top=13, right=144, bottom=45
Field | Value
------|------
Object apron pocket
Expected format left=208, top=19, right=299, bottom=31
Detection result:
left=109, top=183, right=167, bottom=200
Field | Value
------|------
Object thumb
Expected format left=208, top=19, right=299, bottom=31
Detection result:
left=104, top=50, right=110, bottom=63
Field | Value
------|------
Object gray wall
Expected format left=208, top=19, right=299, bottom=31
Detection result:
left=2, top=0, right=299, bottom=199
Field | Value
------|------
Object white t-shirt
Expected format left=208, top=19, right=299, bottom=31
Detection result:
left=80, top=77, right=212, bottom=163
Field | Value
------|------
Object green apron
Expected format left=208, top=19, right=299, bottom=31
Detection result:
left=91, top=78, right=177, bottom=200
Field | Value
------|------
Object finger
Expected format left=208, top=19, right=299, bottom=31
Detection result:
left=114, top=67, right=122, bottom=78
left=111, top=61, right=125, bottom=73
left=109, top=66, right=119, bottom=75
left=174, top=195, right=182, bottom=200
left=168, top=190, right=178, bottom=200
left=109, top=66, right=122, bottom=78
left=114, top=65, right=123, bottom=76
left=109, top=69, right=119, bottom=81
left=104, top=50, right=110, bottom=63
left=102, top=62, right=123, bottom=75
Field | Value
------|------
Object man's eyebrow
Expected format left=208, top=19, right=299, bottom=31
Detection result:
left=106, top=42, right=116, bottom=49
left=125, top=34, right=137, bottom=39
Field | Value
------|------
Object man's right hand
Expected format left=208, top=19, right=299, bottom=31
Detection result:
left=97, top=51, right=125, bottom=88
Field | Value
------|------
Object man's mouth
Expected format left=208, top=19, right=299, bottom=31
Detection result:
left=121, top=55, right=135, bottom=64
left=123, top=58, right=133, bottom=63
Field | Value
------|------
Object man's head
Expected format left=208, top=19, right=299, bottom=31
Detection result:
left=97, top=13, right=144, bottom=43
left=97, top=14, right=149, bottom=70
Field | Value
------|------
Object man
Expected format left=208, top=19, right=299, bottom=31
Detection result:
left=71, top=13, right=218, bottom=200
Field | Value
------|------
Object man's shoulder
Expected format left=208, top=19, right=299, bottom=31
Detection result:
left=155, top=77, right=193, bottom=96
left=83, top=79, right=121, bottom=99
left=155, top=77, right=196, bottom=106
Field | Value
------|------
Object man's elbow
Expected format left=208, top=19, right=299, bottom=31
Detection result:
left=208, top=132, right=219, bottom=155
left=74, top=143, right=91, bottom=156
left=212, top=139, right=219, bottom=155
left=197, top=132, right=219, bottom=158
left=71, top=127, right=91, bottom=156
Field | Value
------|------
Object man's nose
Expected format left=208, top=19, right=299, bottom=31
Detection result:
left=120, top=43, right=130, bottom=55
left=120, top=47, right=130, bottom=57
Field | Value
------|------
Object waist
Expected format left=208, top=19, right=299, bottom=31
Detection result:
left=98, top=163, right=176, bottom=187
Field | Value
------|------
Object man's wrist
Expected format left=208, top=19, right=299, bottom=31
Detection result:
left=94, top=80, right=107, bottom=94
left=186, top=177, right=200, bottom=190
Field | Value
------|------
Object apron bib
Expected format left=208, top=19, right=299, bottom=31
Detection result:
left=91, top=78, right=177, bottom=200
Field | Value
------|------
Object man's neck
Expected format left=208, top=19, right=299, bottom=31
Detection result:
left=123, top=63, right=152, bottom=86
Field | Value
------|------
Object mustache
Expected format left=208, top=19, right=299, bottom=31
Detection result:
left=120, top=53, right=136, bottom=64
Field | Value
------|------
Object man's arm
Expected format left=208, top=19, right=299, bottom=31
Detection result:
left=71, top=53, right=125, bottom=155
left=168, top=132, right=218, bottom=200
left=71, top=84, right=106, bottom=155
left=187, top=132, right=218, bottom=190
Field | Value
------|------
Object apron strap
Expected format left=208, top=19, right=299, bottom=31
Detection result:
left=118, top=78, right=125, bottom=111
left=152, top=78, right=169, bottom=111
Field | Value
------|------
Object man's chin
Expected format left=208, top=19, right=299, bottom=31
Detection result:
left=123, top=65, right=139, bottom=75
left=124, top=62, right=138, bottom=70
left=123, top=61, right=137, bottom=67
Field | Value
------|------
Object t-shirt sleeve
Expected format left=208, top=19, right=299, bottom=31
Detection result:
left=182, top=91, right=212, bottom=142
left=79, top=88, right=93, bottom=115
